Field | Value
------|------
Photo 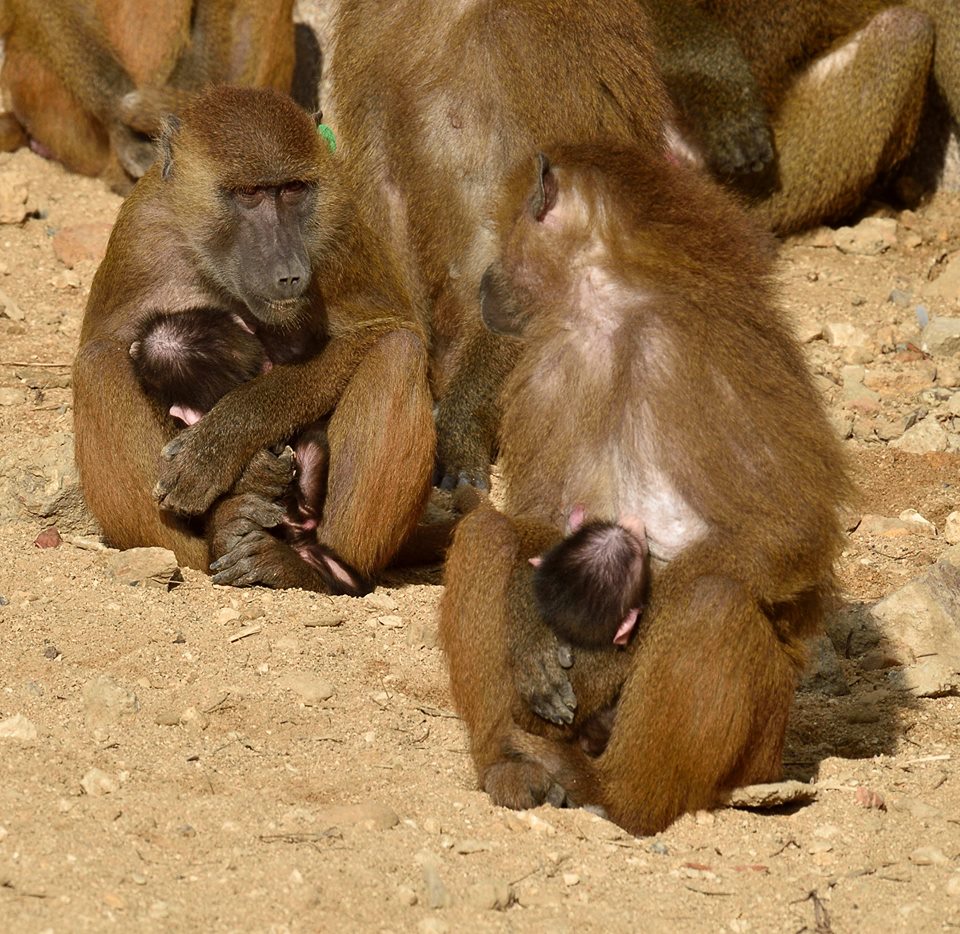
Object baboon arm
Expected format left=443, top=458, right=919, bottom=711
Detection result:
left=154, top=318, right=422, bottom=516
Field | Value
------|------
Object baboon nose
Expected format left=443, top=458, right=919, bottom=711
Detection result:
left=274, top=264, right=308, bottom=299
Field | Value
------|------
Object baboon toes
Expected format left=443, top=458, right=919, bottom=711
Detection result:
left=483, top=759, right=568, bottom=811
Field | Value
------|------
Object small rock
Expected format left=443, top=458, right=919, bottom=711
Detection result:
left=276, top=672, right=335, bottom=706
left=405, top=617, right=439, bottom=648
left=466, top=879, right=512, bottom=911
left=420, top=859, right=451, bottom=910
left=875, top=415, right=912, bottom=442
left=216, top=607, right=241, bottom=624
left=889, top=796, right=942, bottom=820
left=50, top=268, right=81, bottom=290
left=910, top=846, right=950, bottom=866
left=562, top=872, right=581, bottom=886
left=889, top=288, right=913, bottom=307
left=898, top=509, right=937, bottom=536
left=315, top=802, right=399, bottom=831
left=921, top=316, right=960, bottom=355
left=724, top=781, right=816, bottom=809
left=947, top=875, right=960, bottom=897
left=938, top=362, right=960, bottom=387
left=889, top=415, right=948, bottom=453
left=104, top=547, right=181, bottom=589
left=0, top=171, right=34, bottom=224
left=454, top=838, right=489, bottom=855
left=0, top=387, right=25, bottom=406
left=52, top=223, right=113, bottom=269
left=826, top=322, right=872, bottom=348
left=80, top=768, right=118, bottom=796
left=832, top=217, right=897, bottom=255
left=857, top=514, right=930, bottom=538
left=0, top=713, right=37, bottom=742
left=925, top=254, right=960, bottom=303
left=397, top=884, right=418, bottom=906
left=43, top=643, right=60, bottom=660
left=303, top=609, right=344, bottom=628
left=854, top=787, right=886, bottom=810
left=363, top=591, right=398, bottom=612
left=377, top=614, right=404, bottom=629
left=14, top=365, right=71, bottom=390
left=418, top=920, right=449, bottom=934
left=796, top=321, right=824, bottom=344
left=945, top=512, right=960, bottom=544
left=0, top=288, right=24, bottom=321
left=83, top=676, right=140, bottom=727
left=34, top=527, right=62, bottom=548
left=897, top=656, right=960, bottom=697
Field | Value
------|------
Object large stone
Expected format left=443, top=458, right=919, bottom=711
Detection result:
left=889, top=415, right=949, bottom=453
left=921, top=316, right=960, bottom=355
left=871, top=561, right=960, bottom=661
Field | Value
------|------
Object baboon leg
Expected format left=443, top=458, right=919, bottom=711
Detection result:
left=440, top=504, right=631, bottom=810
left=757, top=7, right=934, bottom=232
left=73, top=338, right=208, bottom=568
left=318, top=329, right=435, bottom=578
left=595, top=572, right=803, bottom=835
left=0, top=112, right=28, bottom=152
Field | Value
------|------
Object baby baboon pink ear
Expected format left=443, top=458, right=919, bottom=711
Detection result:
left=528, top=556, right=543, bottom=568
left=531, top=152, right=558, bottom=222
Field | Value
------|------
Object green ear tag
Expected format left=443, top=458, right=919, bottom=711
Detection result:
left=317, top=123, right=337, bottom=152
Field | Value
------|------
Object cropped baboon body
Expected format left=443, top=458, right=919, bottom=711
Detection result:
left=0, top=0, right=295, bottom=191
left=73, top=87, right=434, bottom=594
left=647, top=0, right=957, bottom=231
left=330, top=0, right=672, bottom=489
left=439, top=145, right=851, bottom=834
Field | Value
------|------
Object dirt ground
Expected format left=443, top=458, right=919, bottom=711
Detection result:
left=1, top=86, right=960, bottom=934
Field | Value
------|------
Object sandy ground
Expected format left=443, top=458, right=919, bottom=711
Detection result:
left=2, top=41, right=960, bottom=934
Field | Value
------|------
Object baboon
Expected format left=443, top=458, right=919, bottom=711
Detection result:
left=330, top=0, right=672, bottom=491
left=73, top=86, right=434, bottom=593
left=439, top=145, right=851, bottom=835
left=0, top=0, right=295, bottom=191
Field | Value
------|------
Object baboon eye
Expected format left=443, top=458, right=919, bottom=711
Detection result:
left=281, top=180, right=309, bottom=202
left=234, top=186, right=263, bottom=205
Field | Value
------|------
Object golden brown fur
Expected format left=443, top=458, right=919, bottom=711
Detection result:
left=330, top=0, right=672, bottom=489
left=439, top=144, right=852, bottom=834
left=0, top=0, right=295, bottom=192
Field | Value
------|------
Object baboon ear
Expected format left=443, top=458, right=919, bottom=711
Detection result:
left=530, top=152, right=558, bottom=222
left=158, top=114, right=181, bottom=180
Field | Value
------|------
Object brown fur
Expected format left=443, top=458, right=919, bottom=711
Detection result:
left=439, top=144, right=852, bottom=835
left=330, top=0, right=672, bottom=490
left=73, top=86, right=435, bottom=591
left=0, top=0, right=294, bottom=192
left=647, top=0, right=956, bottom=232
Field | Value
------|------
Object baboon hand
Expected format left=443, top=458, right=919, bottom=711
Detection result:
left=513, top=635, right=577, bottom=726
left=209, top=526, right=288, bottom=587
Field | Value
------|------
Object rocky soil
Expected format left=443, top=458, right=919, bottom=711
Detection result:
left=2, top=76, right=960, bottom=934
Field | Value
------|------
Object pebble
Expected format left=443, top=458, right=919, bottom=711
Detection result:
left=945, top=512, right=960, bottom=544
left=724, top=781, right=816, bottom=809
left=276, top=672, right=335, bottom=706
left=947, top=875, right=960, bottom=897
left=397, top=885, right=418, bottom=906
left=889, top=288, right=913, bottom=307
left=104, top=547, right=181, bottom=589
left=216, top=607, right=241, bottom=624
left=377, top=614, right=404, bottom=629
left=562, top=872, right=581, bottom=886
left=303, top=609, right=344, bottom=628
left=855, top=787, right=886, bottom=810
left=889, top=415, right=949, bottom=453
left=910, top=846, right=949, bottom=866
left=34, top=527, right=62, bottom=549
left=832, top=217, right=898, bottom=255
left=363, top=591, right=398, bottom=612
left=454, top=838, right=489, bottom=855
left=921, top=316, right=960, bottom=355
left=0, top=170, right=34, bottom=224
left=466, top=879, right=512, bottom=911
left=0, top=713, right=37, bottom=743
left=925, top=254, right=960, bottom=302
left=80, top=768, right=118, bottom=796
left=825, top=322, right=871, bottom=348
left=420, top=859, right=451, bottom=909
left=0, top=288, right=24, bottom=321
left=405, top=617, right=439, bottom=648
left=0, top=387, right=25, bottom=406
left=889, top=796, right=942, bottom=821
left=898, top=657, right=960, bottom=698
left=51, top=222, right=113, bottom=268
left=898, top=509, right=936, bottom=536
left=315, top=802, right=399, bottom=831
left=83, top=676, right=140, bottom=727
left=418, top=920, right=449, bottom=934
